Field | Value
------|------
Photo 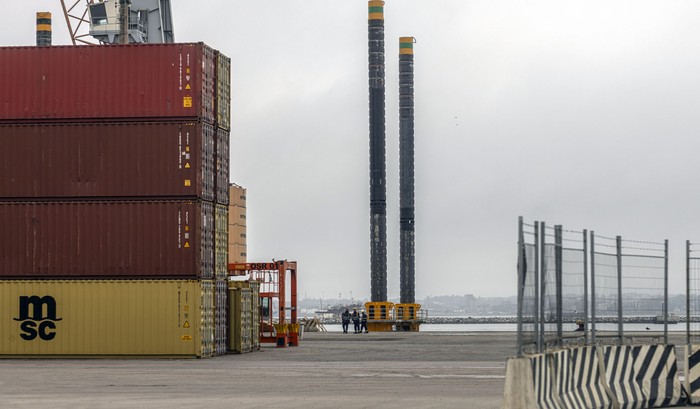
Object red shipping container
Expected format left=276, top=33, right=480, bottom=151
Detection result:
left=0, top=43, right=216, bottom=123
left=0, top=122, right=215, bottom=200
left=0, top=122, right=216, bottom=201
left=0, top=201, right=214, bottom=279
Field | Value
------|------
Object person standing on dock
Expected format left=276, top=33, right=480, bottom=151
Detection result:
left=352, top=309, right=360, bottom=334
left=360, top=311, right=368, bottom=333
left=341, top=309, right=351, bottom=334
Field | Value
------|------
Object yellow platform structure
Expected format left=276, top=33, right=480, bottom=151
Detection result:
left=394, top=303, right=423, bottom=332
left=364, top=302, right=395, bottom=332
left=363, top=302, right=425, bottom=332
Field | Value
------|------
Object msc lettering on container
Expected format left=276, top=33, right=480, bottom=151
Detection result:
left=13, top=296, right=62, bottom=341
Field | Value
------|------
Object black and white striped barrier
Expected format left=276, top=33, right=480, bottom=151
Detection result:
left=504, top=347, right=612, bottom=409
left=601, top=345, right=682, bottom=408
left=504, top=345, right=682, bottom=409
left=554, top=347, right=612, bottom=409
left=685, top=344, right=700, bottom=404
left=532, top=352, right=561, bottom=408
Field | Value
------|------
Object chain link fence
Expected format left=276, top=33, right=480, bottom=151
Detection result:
left=517, top=218, right=539, bottom=355
left=517, top=217, right=669, bottom=355
left=560, top=228, right=587, bottom=346
left=540, top=223, right=560, bottom=349
left=620, top=238, right=667, bottom=344
left=687, top=241, right=700, bottom=344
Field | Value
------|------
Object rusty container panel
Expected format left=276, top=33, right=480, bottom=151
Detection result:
left=0, top=280, right=213, bottom=357
left=0, top=201, right=214, bottom=279
left=215, top=127, right=230, bottom=204
left=0, top=43, right=216, bottom=123
left=0, top=122, right=215, bottom=200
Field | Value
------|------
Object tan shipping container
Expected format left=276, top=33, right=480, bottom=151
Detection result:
left=228, top=184, right=246, bottom=206
left=228, top=244, right=247, bottom=265
left=228, top=184, right=247, bottom=264
left=228, top=205, right=246, bottom=228
left=0, top=280, right=214, bottom=357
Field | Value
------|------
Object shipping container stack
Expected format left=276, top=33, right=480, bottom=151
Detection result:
left=0, top=43, right=230, bottom=358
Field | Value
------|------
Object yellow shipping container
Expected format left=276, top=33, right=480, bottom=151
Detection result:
left=249, top=281, right=261, bottom=350
left=228, top=286, right=254, bottom=353
left=0, top=280, right=214, bottom=357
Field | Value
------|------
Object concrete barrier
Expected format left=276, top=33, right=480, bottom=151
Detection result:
left=503, top=352, right=563, bottom=409
left=504, top=348, right=610, bottom=409
left=554, top=346, right=612, bottom=409
left=685, top=344, right=700, bottom=404
left=503, top=356, right=538, bottom=409
left=601, top=344, right=682, bottom=408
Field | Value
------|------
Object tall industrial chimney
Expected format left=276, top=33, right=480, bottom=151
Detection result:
left=368, top=1, right=387, bottom=302
left=36, top=12, right=52, bottom=46
left=399, top=37, right=415, bottom=304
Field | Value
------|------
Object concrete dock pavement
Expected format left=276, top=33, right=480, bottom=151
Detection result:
left=0, top=332, right=510, bottom=409
left=0, top=331, right=695, bottom=408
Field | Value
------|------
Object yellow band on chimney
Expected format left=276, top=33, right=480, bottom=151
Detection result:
left=399, top=37, right=414, bottom=55
left=369, top=1, right=384, bottom=20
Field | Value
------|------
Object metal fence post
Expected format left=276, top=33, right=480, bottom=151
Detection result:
left=517, top=216, right=524, bottom=357
left=591, top=231, right=596, bottom=345
left=534, top=221, right=540, bottom=352
left=664, top=239, right=668, bottom=345
left=583, top=229, right=588, bottom=345
left=555, top=225, right=563, bottom=346
left=617, top=235, right=623, bottom=343
left=688, top=240, right=691, bottom=346
left=539, top=221, right=545, bottom=352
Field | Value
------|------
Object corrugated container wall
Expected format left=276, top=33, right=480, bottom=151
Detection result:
left=249, top=280, right=261, bottom=351
left=0, top=122, right=215, bottom=200
left=0, top=201, right=214, bottom=279
left=0, top=43, right=217, bottom=124
left=216, top=53, right=231, bottom=131
left=228, top=286, right=253, bottom=353
left=215, top=128, right=230, bottom=205
left=228, top=184, right=247, bottom=264
left=0, top=280, right=213, bottom=357
left=214, top=278, right=228, bottom=356
left=215, top=204, right=229, bottom=279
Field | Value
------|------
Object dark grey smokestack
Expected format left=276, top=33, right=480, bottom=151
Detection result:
left=399, top=37, right=415, bottom=304
left=368, top=1, right=387, bottom=302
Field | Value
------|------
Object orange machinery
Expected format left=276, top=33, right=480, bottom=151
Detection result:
left=228, top=260, right=299, bottom=347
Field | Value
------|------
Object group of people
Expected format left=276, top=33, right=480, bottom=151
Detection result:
left=341, top=308, right=368, bottom=334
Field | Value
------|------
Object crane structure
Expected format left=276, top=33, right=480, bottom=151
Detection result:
left=59, top=0, right=174, bottom=45
left=229, top=261, right=300, bottom=348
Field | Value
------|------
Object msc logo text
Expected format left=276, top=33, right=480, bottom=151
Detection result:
left=13, top=296, right=62, bottom=341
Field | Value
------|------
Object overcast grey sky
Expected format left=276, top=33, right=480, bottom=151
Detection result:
left=4, top=1, right=700, bottom=300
